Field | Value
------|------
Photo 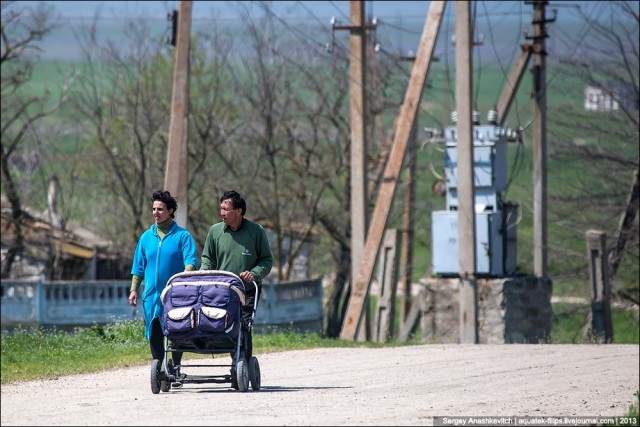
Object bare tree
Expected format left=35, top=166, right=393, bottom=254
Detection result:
left=550, top=1, right=638, bottom=305
left=222, top=5, right=322, bottom=282
left=69, top=14, right=173, bottom=253
left=186, top=23, right=245, bottom=247
left=219, top=3, right=407, bottom=336
left=0, top=1, right=66, bottom=278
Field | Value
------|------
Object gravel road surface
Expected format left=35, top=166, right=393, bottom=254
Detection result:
left=2, top=344, right=638, bottom=426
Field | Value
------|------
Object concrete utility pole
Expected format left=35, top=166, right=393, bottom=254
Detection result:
left=530, top=0, right=548, bottom=277
left=164, top=0, right=192, bottom=227
left=340, top=1, right=445, bottom=341
left=349, top=0, right=368, bottom=339
left=454, top=0, right=478, bottom=344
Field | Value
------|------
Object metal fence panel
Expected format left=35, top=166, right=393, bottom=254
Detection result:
left=2, top=278, right=323, bottom=333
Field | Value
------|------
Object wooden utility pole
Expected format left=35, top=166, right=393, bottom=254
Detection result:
left=455, top=0, right=478, bottom=344
left=531, top=0, right=548, bottom=277
left=348, top=0, right=369, bottom=340
left=164, top=0, right=192, bottom=227
left=398, top=119, right=417, bottom=326
left=496, top=43, right=533, bottom=126
left=395, top=51, right=418, bottom=328
left=340, top=1, right=445, bottom=341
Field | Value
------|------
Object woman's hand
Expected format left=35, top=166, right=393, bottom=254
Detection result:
left=128, top=290, right=138, bottom=307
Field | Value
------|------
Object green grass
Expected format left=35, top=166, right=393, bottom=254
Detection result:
left=3, top=300, right=636, bottom=385
left=0, top=320, right=386, bottom=384
left=550, top=303, right=639, bottom=344
left=621, top=391, right=639, bottom=422
left=1, top=322, right=147, bottom=384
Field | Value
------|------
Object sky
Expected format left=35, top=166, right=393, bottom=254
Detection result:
left=12, top=1, right=597, bottom=60
left=19, top=1, right=437, bottom=59
left=12, top=1, right=633, bottom=63
left=21, top=1, right=432, bottom=21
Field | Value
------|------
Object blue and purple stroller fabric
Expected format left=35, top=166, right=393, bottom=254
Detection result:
left=161, top=270, right=246, bottom=340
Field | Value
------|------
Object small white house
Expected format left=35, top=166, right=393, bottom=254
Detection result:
left=584, top=84, right=638, bottom=112
left=584, top=85, right=620, bottom=112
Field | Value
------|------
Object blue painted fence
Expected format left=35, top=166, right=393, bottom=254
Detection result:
left=1, top=278, right=323, bottom=334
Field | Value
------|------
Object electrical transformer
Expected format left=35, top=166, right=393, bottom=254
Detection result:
left=431, top=121, right=518, bottom=277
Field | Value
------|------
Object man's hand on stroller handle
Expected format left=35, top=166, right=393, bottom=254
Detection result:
left=239, top=270, right=255, bottom=284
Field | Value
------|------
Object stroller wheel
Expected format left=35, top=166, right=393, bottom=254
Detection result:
left=249, top=356, right=261, bottom=391
left=236, top=359, right=249, bottom=392
left=160, top=358, right=172, bottom=392
left=150, top=359, right=161, bottom=394
left=230, top=367, right=238, bottom=390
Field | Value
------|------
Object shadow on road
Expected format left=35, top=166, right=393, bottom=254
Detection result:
left=170, top=385, right=353, bottom=393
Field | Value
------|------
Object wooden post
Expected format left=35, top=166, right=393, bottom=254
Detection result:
left=164, top=1, right=192, bottom=227
left=340, top=1, right=445, bottom=341
left=585, top=230, right=613, bottom=343
left=348, top=0, right=369, bottom=342
left=496, top=44, right=533, bottom=126
left=398, top=119, right=417, bottom=330
left=455, top=1, right=478, bottom=344
left=532, top=1, right=548, bottom=278
left=374, top=228, right=399, bottom=343
left=397, top=286, right=428, bottom=343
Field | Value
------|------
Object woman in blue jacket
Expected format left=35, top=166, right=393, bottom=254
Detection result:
left=128, top=190, right=198, bottom=370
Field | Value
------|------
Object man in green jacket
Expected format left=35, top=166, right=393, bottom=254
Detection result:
left=201, top=190, right=273, bottom=358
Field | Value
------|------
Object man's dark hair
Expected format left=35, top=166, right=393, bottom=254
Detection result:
left=151, top=190, right=178, bottom=218
left=221, top=190, right=246, bottom=216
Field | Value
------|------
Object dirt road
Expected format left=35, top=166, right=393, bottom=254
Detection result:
left=2, top=344, right=638, bottom=426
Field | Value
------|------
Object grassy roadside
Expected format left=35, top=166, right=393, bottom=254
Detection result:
left=3, top=308, right=638, bottom=383
left=551, top=303, right=639, bottom=344
left=0, top=320, right=384, bottom=384
left=2, top=302, right=638, bottom=384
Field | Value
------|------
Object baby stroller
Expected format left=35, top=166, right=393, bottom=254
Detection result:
left=150, top=270, right=261, bottom=393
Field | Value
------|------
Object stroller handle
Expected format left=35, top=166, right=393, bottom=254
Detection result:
left=245, top=281, right=259, bottom=329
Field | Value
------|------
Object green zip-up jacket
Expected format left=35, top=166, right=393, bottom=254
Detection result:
left=200, top=218, right=273, bottom=291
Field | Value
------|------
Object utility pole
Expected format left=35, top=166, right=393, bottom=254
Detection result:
left=349, top=1, right=367, bottom=337
left=455, top=0, right=478, bottom=344
left=164, top=0, right=192, bottom=227
left=529, top=0, right=549, bottom=277
left=340, top=1, right=445, bottom=341
left=333, top=1, right=371, bottom=340
left=398, top=51, right=418, bottom=328
left=496, top=43, right=533, bottom=126
left=398, top=119, right=417, bottom=326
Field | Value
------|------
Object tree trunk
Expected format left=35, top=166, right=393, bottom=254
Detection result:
left=0, top=152, right=26, bottom=279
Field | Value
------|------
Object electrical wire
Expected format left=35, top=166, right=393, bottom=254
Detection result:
left=327, top=1, right=349, bottom=22
left=481, top=0, right=523, bottom=109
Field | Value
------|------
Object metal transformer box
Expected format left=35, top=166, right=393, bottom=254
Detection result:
left=431, top=208, right=517, bottom=276
left=443, top=136, right=508, bottom=212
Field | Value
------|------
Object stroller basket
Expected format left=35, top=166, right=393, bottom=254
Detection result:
left=161, top=270, right=246, bottom=343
